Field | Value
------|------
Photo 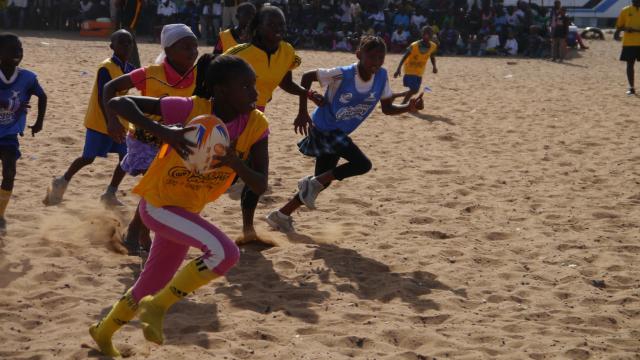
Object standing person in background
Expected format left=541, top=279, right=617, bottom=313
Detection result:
left=8, top=0, right=28, bottom=29
left=212, top=0, right=223, bottom=43
left=200, top=0, right=214, bottom=45
left=214, top=1, right=254, bottom=54
left=0, top=0, right=8, bottom=29
left=120, top=0, right=143, bottom=68
left=551, top=6, right=569, bottom=62
left=222, top=0, right=240, bottom=30
left=614, top=0, right=640, bottom=95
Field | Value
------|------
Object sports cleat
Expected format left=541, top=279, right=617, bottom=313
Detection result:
left=266, top=210, right=295, bottom=233
left=100, top=192, right=125, bottom=208
left=44, top=176, right=68, bottom=205
left=297, top=176, right=324, bottom=210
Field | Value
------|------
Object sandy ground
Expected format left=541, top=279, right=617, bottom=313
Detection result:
left=0, top=32, right=639, bottom=359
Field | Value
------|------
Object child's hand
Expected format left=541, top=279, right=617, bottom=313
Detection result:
left=210, top=142, right=242, bottom=171
left=308, top=90, right=325, bottom=107
left=394, top=69, right=401, bottom=78
left=294, top=111, right=312, bottom=136
left=408, top=93, right=424, bottom=112
left=28, top=121, right=43, bottom=136
left=107, top=116, right=127, bottom=143
left=161, top=125, right=197, bottom=160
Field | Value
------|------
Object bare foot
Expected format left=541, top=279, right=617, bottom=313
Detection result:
left=236, top=228, right=278, bottom=247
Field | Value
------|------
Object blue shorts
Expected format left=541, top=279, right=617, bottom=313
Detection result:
left=82, top=128, right=127, bottom=158
left=403, top=75, right=422, bottom=92
left=0, top=134, right=21, bottom=160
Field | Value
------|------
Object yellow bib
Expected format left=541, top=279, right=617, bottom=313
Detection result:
left=225, top=42, right=301, bottom=107
left=84, top=58, right=129, bottom=134
left=617, top=6, right=640, bottom=46
left=130, top=64, right=198, bottom=135
left=403, top=41, right=437, bottom=77
left=144, top=63, right=197, bottom=98
left=219, top=29, right=238, bottom=53
left=133, top=97, right=269, bottom=213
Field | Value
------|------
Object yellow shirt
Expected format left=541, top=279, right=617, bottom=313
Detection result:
left=84, top=58, right=130, bottom=134
left=133, top=97, right=270, bottom=213
left=403, top=40, right=437, bottom=77
left=219, top=29, right=238, bottom=53
left=225, top=41, right=301, bottom=107
left=617, top=5, right=640, bottom=46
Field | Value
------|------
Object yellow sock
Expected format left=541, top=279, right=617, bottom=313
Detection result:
left=138, top=259, right=218, bottom=345
left=0, top=189, right=12, bottom=219
left=89, top=290, right=138, bottom=357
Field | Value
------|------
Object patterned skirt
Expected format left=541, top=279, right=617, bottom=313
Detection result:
left=297, top=127, right=353, bottom=158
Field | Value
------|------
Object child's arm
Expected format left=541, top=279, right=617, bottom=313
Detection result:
left=103, top=75, right=135, bottom=143
left=294, top=70, right=320, bottom=136
left=29, top=91, right=47, bottom=136
left=214, top=138, right=269, bottom=196
left=108, top=96, right=196, bottom=158
left=393, top=50, right=410, bottom=78
left=380, top=93, right=424, bottom=115
left=430, top=54, right=438, bottom=74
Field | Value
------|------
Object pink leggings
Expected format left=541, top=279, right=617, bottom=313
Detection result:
left=130, top=200, right=240, bottom=302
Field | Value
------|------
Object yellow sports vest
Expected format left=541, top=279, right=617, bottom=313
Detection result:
left=131, top=64, right=198, bottom=139
left=84, top=58, right=129, bottom=134
left=403, top=40, right=437, bottom=77
left=133, top=97, right=269, bottom=214
left=617, top=6, right=640, bottom=46
left=143, top=63, right=197, bottom=98
left=219, top=29, right=238, bottom=53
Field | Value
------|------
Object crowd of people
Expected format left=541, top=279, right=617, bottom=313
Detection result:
left=0, top=0, right=590, bottom=59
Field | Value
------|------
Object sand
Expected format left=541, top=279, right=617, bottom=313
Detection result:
left=0, top=32, right=639, bottom=359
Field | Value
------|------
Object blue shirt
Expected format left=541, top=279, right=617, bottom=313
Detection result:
left=312, top=64, right=388, bottom=134
left=0, top=68, right=45, bottom=137
left=393, top=14, right=410, bottom=28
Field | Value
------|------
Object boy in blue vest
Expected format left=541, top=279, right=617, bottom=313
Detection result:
left=0, top=33, right=47, bottom=232
left=266, top=35, right=424, bottom=233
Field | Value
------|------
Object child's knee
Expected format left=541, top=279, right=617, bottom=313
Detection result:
left=359, top=158, right=373, bottom=175
left=81, top=157, right=96, bottom=165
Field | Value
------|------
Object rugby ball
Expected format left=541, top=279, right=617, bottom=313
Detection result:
left=181, top=114, right=230, bottom=174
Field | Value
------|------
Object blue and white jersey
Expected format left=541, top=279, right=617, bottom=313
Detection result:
left=312, top=64, right=391, bottom=134
left=0, top=68, right=45, bottom=137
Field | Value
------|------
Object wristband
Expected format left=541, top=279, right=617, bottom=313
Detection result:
left=306, top=90, right=315, bottom=99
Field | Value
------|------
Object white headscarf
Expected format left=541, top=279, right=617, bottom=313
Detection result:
left=155, top=24, right=197, bottom=64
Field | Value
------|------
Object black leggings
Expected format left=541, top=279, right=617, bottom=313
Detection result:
left=314, top=141, right=372, bottom=187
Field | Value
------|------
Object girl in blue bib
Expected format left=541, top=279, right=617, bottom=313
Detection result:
left=0, top=33, right=47, bottom=232
left=266, top=35, right=424, bottom=233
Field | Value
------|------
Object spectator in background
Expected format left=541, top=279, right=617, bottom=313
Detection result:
left=200, top=0, right=214, bottom=45
left=0, top=0, right=8, bottom=29
left=157, top=0, right=177, bottom=25
left=8, top=0, right=28, bottom=28
left=502, top=28, right=518, bottom=55
left=222, top=0, right=238, bottom=30
left=368, top=7, right=385, bottom=29
left=182, top=0, right=200, bottom=37
left=411, top=9, right=426, bottom=30
left=393, top=8, right=410, bottom=29
left=551, top=5, right=569, bottom=62
left=391, top=24, right=409, bottom=53
left=350, top=0, right=362, bottom=29
left=212, top=0, right=222, bottom=40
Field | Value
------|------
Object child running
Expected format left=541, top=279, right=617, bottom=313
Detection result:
left=225, top=5, right=321, bottom=243
left=393, top=26, right=438, bottom=104
left=44, top=30, right=135, bottom=207
left=266, top=35, right=424, bottom=233
left=213, top=1, right=256, bottom=54
left=89, top=55, right=269, bottom=356
left=0, top=33, right=47, bottom=231
left=102, top=24, right=199, bottom=255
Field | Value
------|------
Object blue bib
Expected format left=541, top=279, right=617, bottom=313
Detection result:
left=312, top=64, right=387, bottom=134
left=0, top=69, right=41, bottom=137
